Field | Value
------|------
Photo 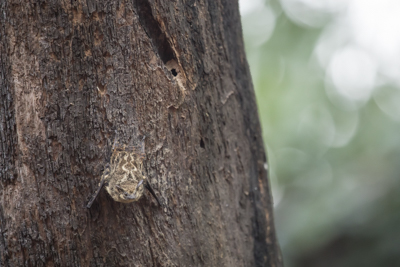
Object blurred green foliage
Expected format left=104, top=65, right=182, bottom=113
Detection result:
left=241, top=0, right=400, bottom=266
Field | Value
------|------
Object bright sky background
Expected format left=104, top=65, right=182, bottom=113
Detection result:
left=240, top=0, right=400, bottom=116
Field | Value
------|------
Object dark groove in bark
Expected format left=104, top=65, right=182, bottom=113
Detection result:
left=134, top=0, right=176, bottom=65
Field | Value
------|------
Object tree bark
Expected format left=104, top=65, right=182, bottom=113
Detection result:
left=0, top=0, right=282, bottom=266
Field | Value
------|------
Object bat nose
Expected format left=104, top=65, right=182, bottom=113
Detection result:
left=124, top=193, right=136, bottom=200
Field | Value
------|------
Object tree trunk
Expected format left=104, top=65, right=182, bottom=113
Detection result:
left=0, top=0, right=282, bottom=266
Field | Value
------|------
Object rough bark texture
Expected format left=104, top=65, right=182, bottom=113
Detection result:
left=0, top=0, right=282, bottom=266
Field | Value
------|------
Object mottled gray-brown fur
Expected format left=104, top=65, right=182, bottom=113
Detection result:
left=87, top=139, right=160, bottom=208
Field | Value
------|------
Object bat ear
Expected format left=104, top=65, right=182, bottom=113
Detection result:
left=87, top=178, right=106, bottom=208
left=144, top=181, right=162, bottom=206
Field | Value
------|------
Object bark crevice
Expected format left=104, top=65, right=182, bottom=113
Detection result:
left=134, top=0, right=177, bottom=66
